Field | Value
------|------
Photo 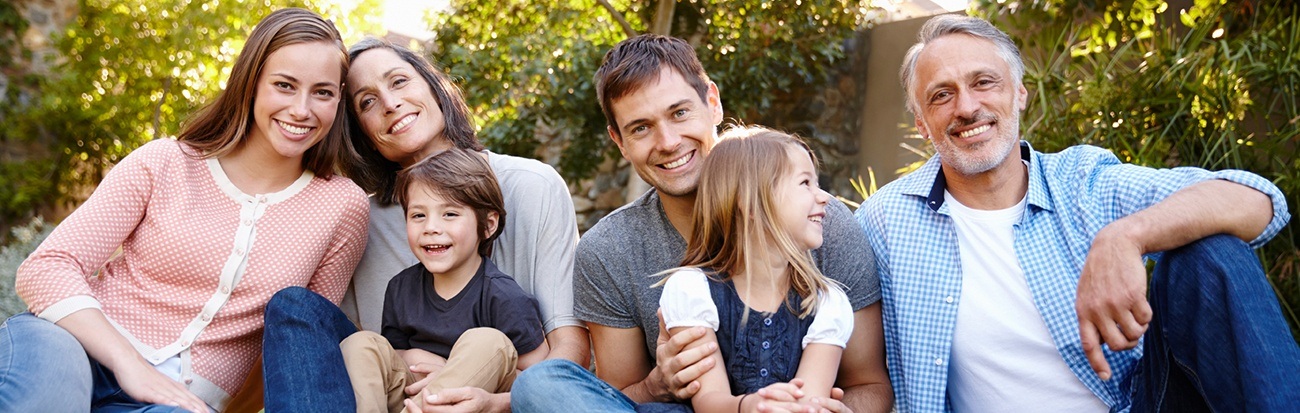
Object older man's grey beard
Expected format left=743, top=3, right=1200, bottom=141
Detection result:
left=933, top=110, right=1019, bottom=176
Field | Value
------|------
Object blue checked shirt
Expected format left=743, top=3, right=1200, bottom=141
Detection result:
left=855, top=142, right=1289, bottom=413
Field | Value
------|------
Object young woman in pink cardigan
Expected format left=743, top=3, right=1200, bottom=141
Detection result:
left=2, top=8, right=368, bottom=413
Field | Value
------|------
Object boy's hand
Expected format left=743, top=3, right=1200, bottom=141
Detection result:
left=409, top=387, right=506, bottom=413
left=405, top=362, right=444, bottom=396
left=402, top=387, right=432, bottom=413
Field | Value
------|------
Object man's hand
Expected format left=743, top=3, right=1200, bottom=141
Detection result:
left=404, top=387, right=506, bottom=413
left=116, top=359, right=208, bottom=413
left=1076, top=227, right=1153, bottom=381
left=647, top=309, right=718, bottom=401
left=808, top=387, right=851, bottom=413
left=405, top=361, right=446, bottom=396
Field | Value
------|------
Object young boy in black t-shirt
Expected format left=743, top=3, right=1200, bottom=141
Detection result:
left=341, top=148, right=548, bottom=413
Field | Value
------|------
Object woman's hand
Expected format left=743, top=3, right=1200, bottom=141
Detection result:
left=116, top=359, right=208, bottom=413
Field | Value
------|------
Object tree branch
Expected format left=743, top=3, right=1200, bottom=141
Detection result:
left=650, top=0, right=675, bottom=35
left=597, top=0, right=637, bottom=38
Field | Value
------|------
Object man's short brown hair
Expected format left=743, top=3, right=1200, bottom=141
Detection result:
left=594, top=34, right=711, bottom=137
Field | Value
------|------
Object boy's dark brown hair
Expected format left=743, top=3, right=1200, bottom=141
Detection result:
left=594, top=34, right=710, bottom=138
left=394, top=148, right=506, bottom=258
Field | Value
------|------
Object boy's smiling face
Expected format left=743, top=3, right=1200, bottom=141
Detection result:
left=404, top=182, right=493, bottom=280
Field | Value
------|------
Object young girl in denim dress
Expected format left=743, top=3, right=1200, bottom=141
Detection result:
left=658, top=127, right=854, bottom=413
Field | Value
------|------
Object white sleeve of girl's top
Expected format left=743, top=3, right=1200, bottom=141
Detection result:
left=659, top=268, right=720, bottom=331
left=802, top=286, right=855, bottom=348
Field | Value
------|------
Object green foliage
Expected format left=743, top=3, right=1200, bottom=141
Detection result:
left=971, top=0, right=1300, bottom=337
left=0, top=218, right=52, bottom=319
left=0, top=0, right=382, bottom=228
left=430, top=0, right=879, bottom=181
left=0, top=1, right=29, bottom=68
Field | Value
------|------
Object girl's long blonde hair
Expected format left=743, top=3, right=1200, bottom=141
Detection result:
left=676, top=126, right=832, bottom=317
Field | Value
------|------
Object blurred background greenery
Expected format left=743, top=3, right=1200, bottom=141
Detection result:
left=1, top=0, right=1296, bottom=340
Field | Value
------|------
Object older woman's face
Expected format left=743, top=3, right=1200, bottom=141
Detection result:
left=347, top=48, right=450, bottom=167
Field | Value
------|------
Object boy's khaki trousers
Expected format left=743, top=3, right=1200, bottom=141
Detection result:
left=341, top=328, right=518, bottom=413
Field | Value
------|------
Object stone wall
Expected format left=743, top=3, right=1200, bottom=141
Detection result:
left=3, top=0, right=76, bottom=94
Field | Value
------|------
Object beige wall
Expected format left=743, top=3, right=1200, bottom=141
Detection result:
left=856, top=15, right=942, bottom=187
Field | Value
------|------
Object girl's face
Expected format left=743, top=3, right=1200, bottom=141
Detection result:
left=247, top=41, right=342, bottom=163
left=774, top=146, right=829, bottom=250
left=348, top=48, right=451, bottom=168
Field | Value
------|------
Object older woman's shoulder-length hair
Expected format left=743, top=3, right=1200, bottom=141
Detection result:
left=177, top=7, right=350, bottom=179
left=343, top=37, right=484, bottom=205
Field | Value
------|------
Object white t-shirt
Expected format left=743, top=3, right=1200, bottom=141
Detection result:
left=658, top=267, right=854, bottom=349
left=944, top=191, right=1107, bottom=412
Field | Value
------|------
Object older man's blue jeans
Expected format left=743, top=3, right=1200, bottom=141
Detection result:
left=1129, top=234, right=1300, bottom=412
left=0, top=313, right=190, bottom=413
left=261, top=287, right=359, bottom=412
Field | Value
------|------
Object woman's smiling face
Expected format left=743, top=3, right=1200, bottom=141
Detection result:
left=347, top=48, right=451, bottom=167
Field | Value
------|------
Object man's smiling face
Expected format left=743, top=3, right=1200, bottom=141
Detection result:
left=912, top=33, right=1028, bottom=177
left=608, top=67, right=723, bottom=199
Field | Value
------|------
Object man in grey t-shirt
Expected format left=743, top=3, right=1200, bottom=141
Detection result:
left=511, top=34, right=892, bottom=413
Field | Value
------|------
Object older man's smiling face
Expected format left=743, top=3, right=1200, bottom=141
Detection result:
left=912, top=33, right=1028, bottom=177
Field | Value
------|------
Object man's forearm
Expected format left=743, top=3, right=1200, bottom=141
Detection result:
left=841, top=383, right=894, bottom=413
left=1107, top=180, right=1273, bottom=254
left=620, top=374, right=666, bottom=404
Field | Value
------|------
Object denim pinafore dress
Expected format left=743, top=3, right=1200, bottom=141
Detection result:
left=707, top=279, right=815, bottom=395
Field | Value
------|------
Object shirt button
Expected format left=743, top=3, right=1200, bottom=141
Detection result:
left=945, top=296, right=955, bottom=303
left=935, top=358, right=944, bottom=366
left=763, top=318, right=772, bottom=326
left=184, top=377, right=193, bottom=385
left=762, top=341, right=770, bottom=349
left=233, top=248, right=244, bottom=256
left=221, top=286, right=231, bottom=294
left=759, top=368, right=768, bottom=377
left=242, top=219, right=252, bottom=226
left=182, top=340, right=191, bottom=347
left=201, top=313, right=211, bottom=322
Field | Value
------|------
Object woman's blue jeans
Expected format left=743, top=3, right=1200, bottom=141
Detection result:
left=0, top=313, right=189, bottom=412
left=261, top=287, right=358, bottom=412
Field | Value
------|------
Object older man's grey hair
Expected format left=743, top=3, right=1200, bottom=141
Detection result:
left=899, top=15, right=1024, bottom=114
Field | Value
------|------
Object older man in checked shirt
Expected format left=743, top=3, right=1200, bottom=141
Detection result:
left=856, top=14, right=1300, bottom=412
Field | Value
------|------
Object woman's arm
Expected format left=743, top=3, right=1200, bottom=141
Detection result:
left=15, top=143, right=161, bottom=318
left=58, top=309, right=207, bottom=413
left=305, top=186, right=369, bottom=304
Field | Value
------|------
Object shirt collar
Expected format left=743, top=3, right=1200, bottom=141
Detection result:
left=907, top=141, right=1052, bottom=213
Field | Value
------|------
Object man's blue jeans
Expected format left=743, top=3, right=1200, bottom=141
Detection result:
left=0, top=313, right=189, bottom=413
left=512, top=359, right=693, bottom=413
left=1130, top=234, right=1300, bottom=411
left=261, top=287, right=359, bottom=412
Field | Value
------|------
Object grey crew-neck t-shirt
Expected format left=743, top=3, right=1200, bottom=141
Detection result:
left=574, top=190, right=880, bottom=355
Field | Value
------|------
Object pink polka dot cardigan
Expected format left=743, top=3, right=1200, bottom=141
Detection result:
left=16, top=139, right=369, bottom=409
